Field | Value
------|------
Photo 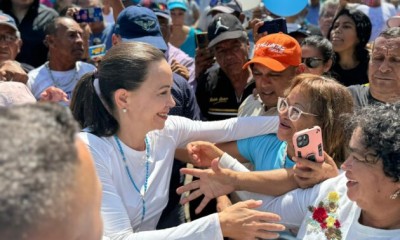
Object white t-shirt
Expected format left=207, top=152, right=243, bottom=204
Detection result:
left=79, top=115, right=279, bottom=239
left=27, top=61, right=96, bottom=100
left=219, top=154, right=400, bottom=240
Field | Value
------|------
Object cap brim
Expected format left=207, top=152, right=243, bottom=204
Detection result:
left=208, top=30, right=246, bottom=48
left=208, top=6, right=235, bottom=15
left=122, top=35, right=168, bottom=51
left=243, top=57, right=290, bottom=72
left=0, top=22, right=18, bottom=32
left=154, top=12, right=171, bottom=20
left=387, top=16, right=400, bottom=28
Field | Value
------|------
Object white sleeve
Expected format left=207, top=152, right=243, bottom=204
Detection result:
left=171, top=116, right=279, bottom=148
left=82, top=134, right=223, bottom=240
left=218, top=152, right=250, bottom=172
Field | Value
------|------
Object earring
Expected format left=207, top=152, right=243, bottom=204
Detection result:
left=122, top=108, right=127, bottom=113
left=390, top=189, right=400, bottom=200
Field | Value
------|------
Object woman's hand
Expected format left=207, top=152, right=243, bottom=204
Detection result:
left=219, top=199, right=285, bottom=240
left=216, top=195, right=232, bottom=212
left=170, top=59, right=189, bottom=80
left=293, top=151, right=339, bottom=188
left=187, top=141, right=224, bottom=167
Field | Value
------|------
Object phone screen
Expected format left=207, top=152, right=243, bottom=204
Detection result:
left=74, top=7, right=103, bottom=23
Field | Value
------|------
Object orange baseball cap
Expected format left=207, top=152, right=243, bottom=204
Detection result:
left=243, top=33, right=301, bottom=71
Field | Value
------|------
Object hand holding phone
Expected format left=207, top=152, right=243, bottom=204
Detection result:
left=74, top=7, right=103, bottom=23
left=293, top=126, right=324, bottom=162
left=257, top=18, right=288, bottom=34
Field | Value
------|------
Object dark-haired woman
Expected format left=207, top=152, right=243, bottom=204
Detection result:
left=301, top=35, right=335, bottom=76
left=328, top=7, right=372, bottom=86
left=70, top=41, right=284, bottom=239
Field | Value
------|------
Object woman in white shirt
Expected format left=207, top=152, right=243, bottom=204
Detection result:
left=178, top=101, right=400, bottom=239
left=70, top=42, right=285, bottom=239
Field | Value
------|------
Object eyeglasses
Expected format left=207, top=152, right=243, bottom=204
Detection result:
left=0, top=34, right=18, bottom=43
left=302, top=57, right=324, bottom=69
left=277, top=97, right=318, bottom=121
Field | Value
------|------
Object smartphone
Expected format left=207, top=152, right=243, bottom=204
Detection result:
left=293, top=126, right=324, bottom=162
left=195, top=32, right=209, bottom=49
left=257, top=18, right=287, bottom=34
left=74, top=7, right=103, bottom=23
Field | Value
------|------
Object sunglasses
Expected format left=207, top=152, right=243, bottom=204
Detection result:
left=277, top=97, right=318, bottom=121
left=209, top=0, right=240, bottom=9
left=302, top=57, right=324, bottom=69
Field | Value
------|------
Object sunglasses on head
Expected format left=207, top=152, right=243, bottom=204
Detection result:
left=209, top=0, right=239, bottom=8
left=302, top=57, right=324, bottom=69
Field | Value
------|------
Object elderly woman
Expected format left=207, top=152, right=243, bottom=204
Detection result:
left=179, top=101, right=400, bottom=239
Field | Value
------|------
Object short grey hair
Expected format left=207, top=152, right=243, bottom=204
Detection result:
left=0, top=103, right=80, bottom=238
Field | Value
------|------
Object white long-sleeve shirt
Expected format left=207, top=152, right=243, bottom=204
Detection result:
left=80, top=115, right=279, bottom=239
left=218, top=154, right=400, bottom=240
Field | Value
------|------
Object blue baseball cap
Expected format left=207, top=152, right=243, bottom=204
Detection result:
left=167, top=0, right=188, bottom=11
left=114, top=6, right=167, bottom=51
left=0, top=13, right=18, bottom=31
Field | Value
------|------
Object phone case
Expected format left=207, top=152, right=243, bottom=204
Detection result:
left=74, top=7, right=103, bottom=23
left=257, top=18, right=288, bottom=34
left=195, top=32, right=209, bottom=49
left=292, top=126, right=324, bottom=162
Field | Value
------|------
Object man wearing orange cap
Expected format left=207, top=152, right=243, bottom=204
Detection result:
left=239, top=33, right=304, bottom=117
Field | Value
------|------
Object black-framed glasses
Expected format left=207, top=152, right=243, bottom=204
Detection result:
left=302, top=57, right=324, bottom=69
left=277, top=97, right=318, bottom=121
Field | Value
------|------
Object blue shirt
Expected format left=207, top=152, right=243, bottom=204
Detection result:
left=90, top=23, right=114, bottom=50
left=237, top=134, right=294, bottom=171
left=180, top=27, right=201, bottom=58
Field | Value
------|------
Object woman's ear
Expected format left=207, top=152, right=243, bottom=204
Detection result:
left=114, top=89, right=129, bottom=110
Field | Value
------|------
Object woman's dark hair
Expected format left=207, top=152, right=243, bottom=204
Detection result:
left=301, top=35, right=335, bottom=64
left=347, top=101, right=400, bottom=182
left=327, top=7, right=372, bottom=62
left=70, top=42, right=166, bottom=136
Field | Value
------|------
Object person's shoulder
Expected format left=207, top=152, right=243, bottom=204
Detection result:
left=37, top=3, right=59, bottom=16
left=348, top=84, right=369, bottom=95
left=27, top=63, right=46, bottom=79
left=79, top=131, right=113, bottom=150
left=77, top=61, right=96, bottom=71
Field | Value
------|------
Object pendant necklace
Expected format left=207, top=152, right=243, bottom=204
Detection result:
left=114, top=135, right=150, bottom=230
left=45, top=62, right=78, bottom=88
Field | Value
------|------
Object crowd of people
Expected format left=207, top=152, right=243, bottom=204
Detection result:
left=0, top=0, right=399, bottom=240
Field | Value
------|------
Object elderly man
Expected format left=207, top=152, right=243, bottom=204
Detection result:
left=0, top=12, right=32, bottom=83
left=349, top=27, right=400, bottom=106
left=0, top=104, right=103, bottom=240
left=195, top=13, right=255, bottom=121
left=0, top=0, right=58, bottom=67
left=27, top=17, right=96, bottom=101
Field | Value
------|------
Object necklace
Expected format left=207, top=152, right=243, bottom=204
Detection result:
left=114, top=135, right=150, bottom=225
left=45, top=62, right=78, bottom=88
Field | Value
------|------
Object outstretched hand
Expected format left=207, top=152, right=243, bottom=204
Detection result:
left=219, top=199, right=285, bottom=240
left=39, top=86, right=69, bottom=104
left=177, top=158, right=235, bottom=214
left=187, top=141, right=224, bottom=167
left=293, top=151, right=339, bottom=188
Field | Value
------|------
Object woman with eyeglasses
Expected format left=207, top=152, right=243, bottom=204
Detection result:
left=301, top=35, right=335, bottom=76
left=181, top=74, right=353, bottom=196
left=327, top=7, right=372, bottom=86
